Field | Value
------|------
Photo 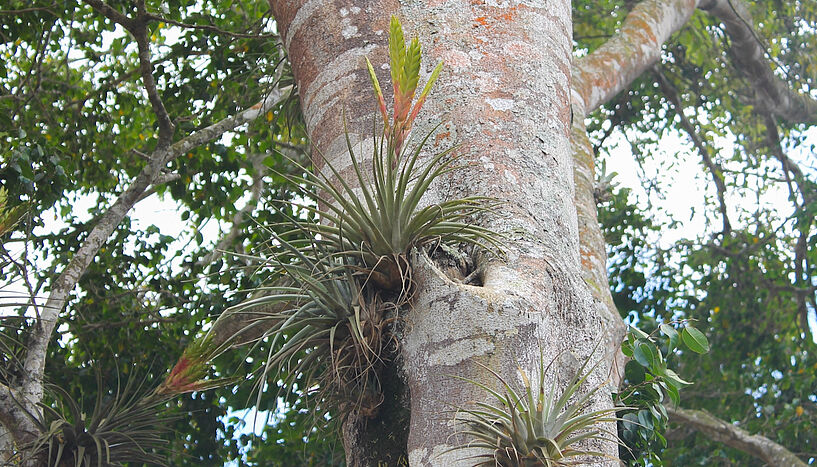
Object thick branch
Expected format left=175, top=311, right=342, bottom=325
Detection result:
left=699, top=0, right=817, bottom=123
left=570, top=103, right=627, bottom=386
left=19, top=86, right=291, bottom=416
left=0, top=383, right=38, bottom=450
left=667, top=406, right=808, bottom=466
left=573, top=0, right=698, bottom=114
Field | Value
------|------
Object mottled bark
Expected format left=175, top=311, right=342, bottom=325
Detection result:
left=573, top=0, right=699, bottom=115
left=570, top=105, right=627, bottom=387
left=569, top=1, right=701, bottom=383
left=270, top=0, right=618, bottom=464
left=667, top=406, right=808, bottom=466
left=699, top=0, right=817, bottom=123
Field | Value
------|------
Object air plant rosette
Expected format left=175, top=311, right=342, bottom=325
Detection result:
left=450, top=349, right=626, bottom=466
left=225, top=237, right=396, bottom=419
left=270, top=15, right=503, bottom=292
left=24, top=372, right=178, bottom=467
left=176, top=14, right=504, bottom=432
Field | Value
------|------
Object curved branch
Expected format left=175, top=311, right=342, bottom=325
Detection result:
left=20, top=85, right=292, bottom=417
left=667, top=406, right=808, bottom=466
left=655, top=69, right=731, bottom=234
left=698, top=0, right=817, bottom=123
left=198, top=154, right=267, bottom=267
left=573, top=0, right=698, bottom=114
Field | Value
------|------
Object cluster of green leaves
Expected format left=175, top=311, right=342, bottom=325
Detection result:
left=1, top=0, right=308, bottom=464
left=582, top=0, right=817, bottom=463
left=451, top=351, right=620, bottom=466
left=617, top=324, right=709, bottom=466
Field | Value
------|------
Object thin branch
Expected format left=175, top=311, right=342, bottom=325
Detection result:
left=655, top=69, right=732, bottom=234
left=81, top=0, right=136, bottom=30
left=81, top=317, right=180, bottom=331
left=198, top=154, right=267, bottom=267
left=699, top=0, right=817, bottom=123
left=145, top=13, right=277, bottom=39
left=0, top=5, right=57, bottom=15
left=667, top=406, right=808, bottom=466
left=762, top=114, right=815, bottom=333
left=20, top=84, right=292, bottom=417
left=133, top=22, right=174, bottom=144
left=83, top=0, right=175, bottom=144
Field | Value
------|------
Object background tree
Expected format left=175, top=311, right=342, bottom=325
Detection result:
left=0, top=0, right=814, bottom=465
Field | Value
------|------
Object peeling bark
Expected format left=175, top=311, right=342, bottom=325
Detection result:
left=667, top=406, right=808, bottom=466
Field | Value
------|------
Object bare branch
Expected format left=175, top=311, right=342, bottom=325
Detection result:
left=170, top=87, right=293, bottom=156
left=145, top=13, right=276, bottom=39
left=83, top=0, right=175, bottom=144
left=81, top=316, right=180, bottom=331
left=0, top=5, right=57, bottom=15
left=20, top=85, right=292, bottom=415
left=655, top=69, right=732, bottom=234
left=134, top=173, right=182, bottom=203
left=667, top=405, right=808, bottom=466
left=198, top=154, right=267, bottom=267
left=762, top=114, right=815, bottom=333
left=699, top=0, right=817, bottom=123
left=82, top=0, right=136, bottom=31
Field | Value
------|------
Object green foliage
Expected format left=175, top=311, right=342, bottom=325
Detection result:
left=617, top=324, right=709, bottom=465
left=0, top=187, right=28, bottom=237
left=451, top=350, right=621, bottom=466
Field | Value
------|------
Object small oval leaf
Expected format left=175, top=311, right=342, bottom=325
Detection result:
left=681, top=326, right=710, bottom=354
left=633, top=342, right=654, bottom=368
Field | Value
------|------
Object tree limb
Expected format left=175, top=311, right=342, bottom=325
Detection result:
left=18, top=85, right=292, bottom=421
left=198, top=155, right=267, bottom=267
left=667, top=405, right=808, bottom=466
left=698, top=0, right=817, bottom=123
left=573, top=0, right=698, bottom=114
left=0, top=383, right=38, bottom=452
left=655, top=69, right=732, bottom=234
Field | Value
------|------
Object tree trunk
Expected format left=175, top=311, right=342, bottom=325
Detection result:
left=270, top=0, right=620, bottom=464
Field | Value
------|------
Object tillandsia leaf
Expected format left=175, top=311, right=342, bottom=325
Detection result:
left=450, top=349, right=625, bottom=466
left=365, top=57, right=389, bottom=131
left=27, top=369, right=175, bottom=467
left=407, top=61, right=443, bottom=126
left=231, top=227, right=389, bottom=421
